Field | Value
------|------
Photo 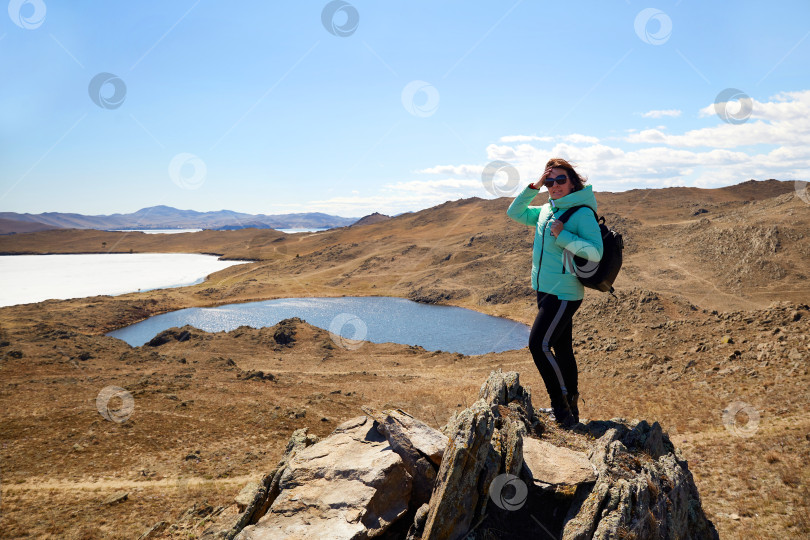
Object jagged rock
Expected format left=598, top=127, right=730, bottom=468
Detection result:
left=622, top=420, right=670, bottom=460
left=147, top=328, right=191, bottom=347
left=137, top=521, right=167, bottom=539
left=421, top=399, right=497, bottom=540
left=200, top=428, right=319, bottom=539
left=236, top=416, right=411, bottom=539
left=237, top=370, right=276, bottom=382
left=216, top=371, right=718, bottom=540
left=494, top=415, right=526, bottom=477
left=273, top=318, right=300, bottom=347
left=406, top=503, right=430, bottom=540
left=235, top=481, right=263, bottom=512
left=362, top=406, right=448, bottom=507
left=523, top=438, right=597, bottom=487
left=102, top=491, right=129, bottom=505
left=478, top=369, right=535, bottom=426
left=561, top=424, right=719, bottom=540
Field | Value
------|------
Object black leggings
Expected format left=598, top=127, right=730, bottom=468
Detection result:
left=528, top=290, right=582, bottom=407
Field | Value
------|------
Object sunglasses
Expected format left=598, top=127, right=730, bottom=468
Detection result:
left=543, top=174, right=568, bottom=188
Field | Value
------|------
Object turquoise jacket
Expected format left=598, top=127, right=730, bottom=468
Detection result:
left=507, top=184, right=604, bottom=300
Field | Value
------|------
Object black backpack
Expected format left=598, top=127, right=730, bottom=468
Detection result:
left=557, top=205, right=623, bottom=297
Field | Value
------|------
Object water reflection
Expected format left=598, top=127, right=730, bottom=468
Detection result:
left=106, top=296, right=530, bottom=356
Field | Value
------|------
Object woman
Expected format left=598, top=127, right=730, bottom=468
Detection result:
left=506, top=158, right=603, bottom=428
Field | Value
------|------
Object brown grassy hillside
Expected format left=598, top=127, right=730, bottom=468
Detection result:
left=0, top=179, right=808, bottom=539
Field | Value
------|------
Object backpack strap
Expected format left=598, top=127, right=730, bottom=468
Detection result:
left=557, top=205, right=598, bottom=223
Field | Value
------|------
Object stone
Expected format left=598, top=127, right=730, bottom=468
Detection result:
left=137, top=521, right=167, bottom=539
left=362, top=406, right=448, bottom=508
left=235, top=481, right=263, bottom=512
left=236, top=416, right=411, bottom=539
left=498, top=415, right=526, bottom=477
left=478, top=369, right=535, bottom=426
left=217, top=372, right=719, bottom=540
left=622, top=420, right=672, bottom=460
left=102, top=491, right=129, bottom=505
left=147, top=328, right=191, bottom=347
left=366, top=406, right=448, bottom=467
left=406, top=503, right=430, bottom=539
left=421, top=399, right=496, bottom=540
left=522, top=438, right=596, bottom=486
left=561, top=424, right=719, bottom=540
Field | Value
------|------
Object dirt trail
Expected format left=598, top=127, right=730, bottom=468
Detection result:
left=2, top=475, right=255, bottom=492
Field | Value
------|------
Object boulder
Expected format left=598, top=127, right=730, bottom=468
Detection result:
left=210, top=371, right=718, bottom=540
left=523, top=438, right=597, bottom=486
left=362, top=406, right=448, bottom=507
left=236, top=416, right=412, bottom=539
left=420, top=399, right=497, bottom=540
left=561, top=424, right=719, bottom=540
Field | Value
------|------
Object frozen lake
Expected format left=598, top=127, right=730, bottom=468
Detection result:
left=107, top=229, right=204, bottom=234
left=0, top=253, right=248, bottom=307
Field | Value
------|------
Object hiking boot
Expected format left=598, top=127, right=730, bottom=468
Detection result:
left=568, top=392, right=580, bottom=423
left=551, top=399, right=577, bottom=429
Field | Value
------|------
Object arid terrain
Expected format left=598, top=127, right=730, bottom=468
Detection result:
left=0, top=179, right=808, bottom=539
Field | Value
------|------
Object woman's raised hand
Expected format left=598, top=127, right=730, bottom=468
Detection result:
left=530, top=167, right=553, bottom=190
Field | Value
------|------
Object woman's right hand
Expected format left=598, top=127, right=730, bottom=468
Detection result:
left=530, top=167, right=553, bottom=190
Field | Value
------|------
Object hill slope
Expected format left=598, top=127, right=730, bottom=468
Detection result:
left=0, top=178, right=808, bottom=538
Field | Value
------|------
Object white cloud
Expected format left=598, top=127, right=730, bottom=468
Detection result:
left=417, top=164, right=482, bottom=178
left=499, top=134, right=599, bottom=144
left=416, top=90, right=810, bottom=197
left=312, top=90, right=810, bottom=215
left=563, top=134, right=600, bottom=144
left=642, top=109, right=682, bottom=118
left=499, top=135, right=553, bottom=143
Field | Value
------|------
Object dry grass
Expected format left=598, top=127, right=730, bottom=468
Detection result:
left=1, top=181, right=809, bottom=538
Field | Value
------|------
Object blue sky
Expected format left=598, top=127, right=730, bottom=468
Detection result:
left=1, top=1, right=809, bottom=217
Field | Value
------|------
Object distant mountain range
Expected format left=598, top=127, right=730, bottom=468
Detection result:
left=0, top=206, right=371, bottom=234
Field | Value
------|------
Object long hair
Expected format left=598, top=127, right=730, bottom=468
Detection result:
left=545, top=158, right=587, bottom=192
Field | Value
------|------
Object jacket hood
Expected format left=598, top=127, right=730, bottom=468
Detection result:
left=548, top=184, right=597, bottom=212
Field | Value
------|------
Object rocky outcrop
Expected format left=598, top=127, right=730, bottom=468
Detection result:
left=146, top=327, right=192, bottom=347
left=361, top=406, right=448, bottom=508
left=203, top=370, right=718, bottom=540
left=419, top=399, right=497, bottom=540
left=236, top=416, right=411, bottom=539
left=562, top=420, right=719, bottom=540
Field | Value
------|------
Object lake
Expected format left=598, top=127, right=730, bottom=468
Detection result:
left=0, top=253, right=248, bottom=307
left=106, top=296, right=531, bottom=356
left=107, top=229, right=204, bottom=234
left=108, top=228, right=329, bottom=234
